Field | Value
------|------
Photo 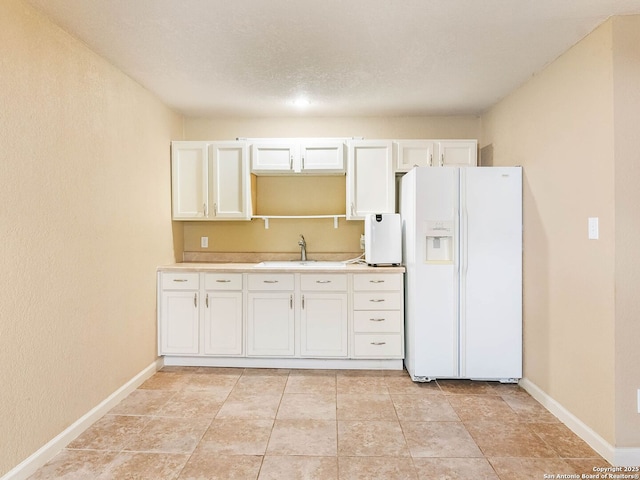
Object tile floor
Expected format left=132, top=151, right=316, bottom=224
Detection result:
left=29, top=367, right=609, bottom=479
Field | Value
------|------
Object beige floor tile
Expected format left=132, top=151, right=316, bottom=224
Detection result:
left=337, top=394, right=397, bottom=421
left=384, top=375, right=442, bottom=394
left=67, top=414, right=149, bottom=451
left=181, top=372, right=239, bottom=393
left=277, top=393, right=336, bottom=420
left=500, top=394, right=560, bottom=423
left=108, top=389, right=176, bottom=416
left=193, top=366, right=245, bottom=376
left=529, top=423, right=602, bottom=458
left=285, top=371, right=337, bottom=394
left=103, top=452, right=190, bottom=479
left=267, top=419, right=337, bottom=456
left=437, top=379, right=497, bottom=395
left=488, top=457, right=577, bottom=480
left=177, top=454, right=262, bottom=480
left=259, top=455, right=338, bottom=480
left=563, top=458, right=612, bottom=474
left=338, top=420, right=409, bottom=457
left=447, top=394, right=520, bottom=422
left=243, top=368, right=290, bottom=376
left=197, top=418, right=273, bottom=455
left=232, top=374, right=288, bottom=395
left=123, top=416, right=211, bottom=454
left=413, top=458, right=499, bottom=480
left=139, top=371, right=189, bottom=390
left=338, top=456, right=418, bottom=480
left=401, top=421, right=483, bottom=458
left=465, top=421, right=559, bottom=457
left=27, top=450, right=118, bottom=480
left=391, top=394, right=459, bottom=422
left=336, top=373, right=389, bottom=394
left=157, top=390, right=227, bottom=419
left=215, top=392, right=282, bottom=419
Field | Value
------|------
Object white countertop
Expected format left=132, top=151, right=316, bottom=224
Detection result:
left=158, top=262, right=405, bottom=273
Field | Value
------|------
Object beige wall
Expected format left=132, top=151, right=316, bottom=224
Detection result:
left=612, top=16, right=640, bottom=447
left=183, top=116, right=481, bottom=257
left=481, top=17, right=640, bottom=447
left=0, top=0, right=183, bottom=475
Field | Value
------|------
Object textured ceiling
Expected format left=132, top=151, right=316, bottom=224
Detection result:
left=25, top=0, right=640, bottom=117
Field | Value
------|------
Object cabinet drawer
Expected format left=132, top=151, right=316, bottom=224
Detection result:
left=161, top=272, right=199, bottom=290
left=353, top=334, right=403, bottom=358
left=353, top=292, right=403, bottom=310
left=353, top=274, right=402, bottom=291
left=353, top=310, right=403, bottom=333
left=300, top=274, right=347, bottom=291
left=248, top=274, right=295, bottom=291
left=204, top=273, right=243, bottom=290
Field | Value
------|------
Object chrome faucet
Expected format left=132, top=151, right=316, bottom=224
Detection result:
left=298, top=234, right=307, bottom=261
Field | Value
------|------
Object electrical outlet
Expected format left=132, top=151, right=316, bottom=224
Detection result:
left=200, top=236, right=208, bottom=248
left=588, top=217, right=599, bottom=240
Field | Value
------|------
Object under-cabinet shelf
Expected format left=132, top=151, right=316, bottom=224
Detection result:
left=252, top=214, right=347, bottom=229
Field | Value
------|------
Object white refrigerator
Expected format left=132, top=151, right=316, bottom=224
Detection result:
left=400, top=166, right=522, bottom=382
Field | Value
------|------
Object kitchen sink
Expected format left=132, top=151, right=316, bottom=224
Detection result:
left=255, top=261, right=346, bottom=268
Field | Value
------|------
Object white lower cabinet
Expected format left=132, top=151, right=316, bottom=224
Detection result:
left=158, top=269, right=404, bottom=363
left=159, top=273, right=200, bottom=355
left=300, top=274, right=348, bottom=358
left=203, top=273, right=243, bottom=356
left=247, top=274, right=295, bottom=356
left=159, top=272, right=243, bottom=356
left=352, top=273, right=404, bottom=358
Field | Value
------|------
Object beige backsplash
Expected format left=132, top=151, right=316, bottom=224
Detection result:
left=182, top=251, right=363, bottom=263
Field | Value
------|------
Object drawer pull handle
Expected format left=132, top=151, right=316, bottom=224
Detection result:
left=290, top=294, right=293, bottom=309
left=370, top=318, right=385, bottom=322
left=216, top=279, right=231, bottom=283
left=316, top=280, right=332, bottom=284
left=194, top=293, right=198, bottom=307
left=369, top=299, right=385, bottom=303
left=370, top=341, right=387, bottom=346
left=264, top=280, right=279, bottom=284
left=173, top=279, right=188, bottom=282
left=369, top=280, right=385, bottom=283
left=205, top=293, right=209, bottom=308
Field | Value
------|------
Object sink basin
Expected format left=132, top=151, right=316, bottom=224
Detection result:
left=255, top=261, right=346, bottom=268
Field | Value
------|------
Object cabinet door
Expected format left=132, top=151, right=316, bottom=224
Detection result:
left=159, top=290, right=200, bottom=354
left=437, top=140, right=477, bottom=167
left=209, top=142, right=251, bottom=220
left=171, top=141, right=209, bottom=219
left=203, top=291, right=243, bottom=355
left=251, top=142, right=297, bottom=173
left=300, top=293, right=348, bottom=357
left=394, top=140, right=436, bottom=172
left=347, top=140, right=394, bottom=220
left=300, top=141, right=345, bottom=173
left=247, top=292, right=295, bottom=356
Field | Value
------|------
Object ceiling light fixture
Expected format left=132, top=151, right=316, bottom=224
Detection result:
left=291, top=97, right=311, bottom=108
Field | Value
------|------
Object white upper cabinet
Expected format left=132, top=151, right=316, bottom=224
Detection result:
left=171, top=141, right=251, bottom=221
left=209, top=142, right=251, bottom=220
left=438, top=140, right=477, bottom=167
left=347, top=140, right=395, bottom=220
left=251, top=139, right=345, bottom=174
left=171, top=141, right=209, bottom=219
left=394, top=140, right=437, bottom=171
left=394, top=139, right=478, bottom=172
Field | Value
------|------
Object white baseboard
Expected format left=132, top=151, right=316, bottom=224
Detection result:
left=520, top=377, right=640, bottom=467
left=2, top=358, right=163, bottom=480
